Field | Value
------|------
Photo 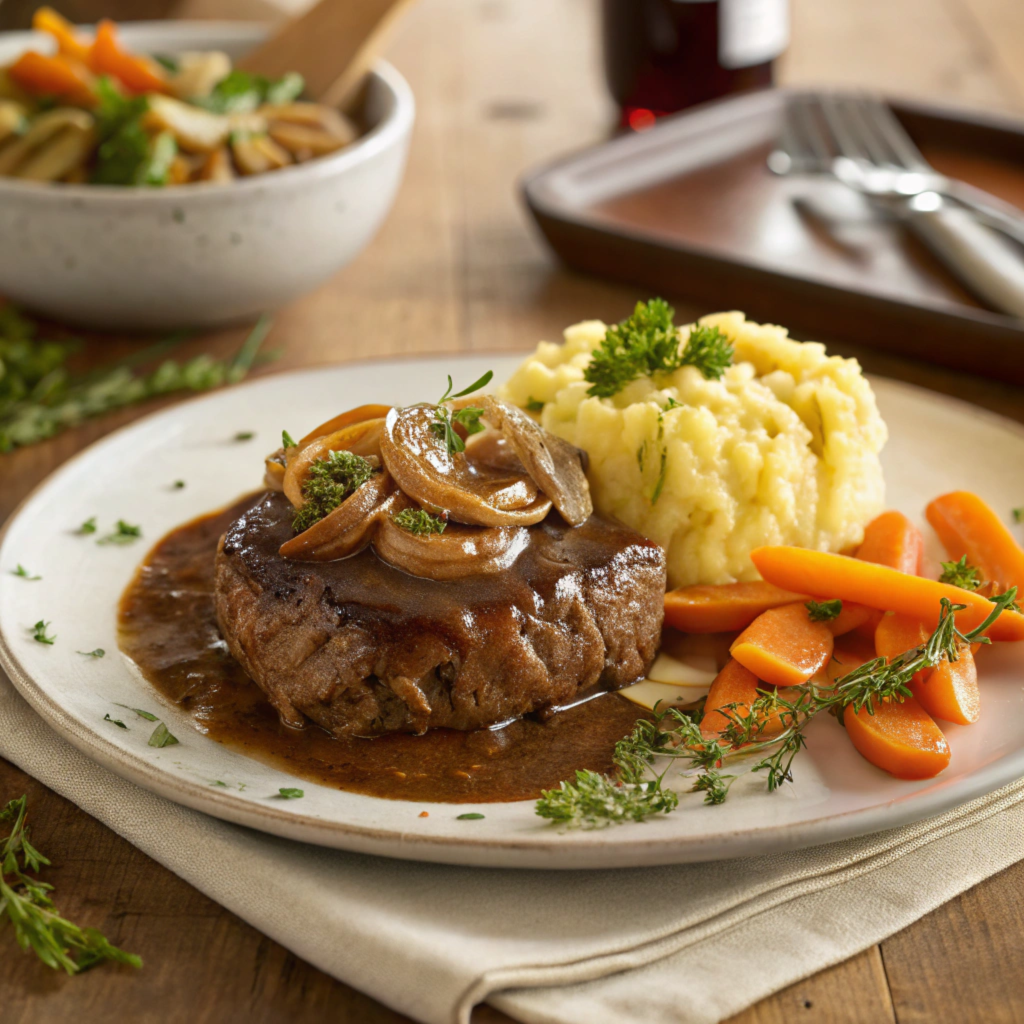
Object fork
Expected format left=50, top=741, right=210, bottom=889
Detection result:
left=769, top=93, right=1024, bottom=246
left=770, top=92, right=1024, bottom=319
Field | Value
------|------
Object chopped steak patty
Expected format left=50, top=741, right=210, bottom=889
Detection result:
left=214, top=492, right=666, bottom=737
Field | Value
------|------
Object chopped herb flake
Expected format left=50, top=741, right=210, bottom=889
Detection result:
left=115, top=704, right=159, bottom=722
left=77, top=517, right=97, bottom=535
left=31, top=621, right=55, bottom=645
left=147, top=723, right=179, bottom=748
left=103, top=714, right=127, bottom=730
left=293, top=450, right=377, bottom=534
left=392, top=508, right=448, bottom=536
left=97, top=520, right=142, bottom=546
left=11, top=564, right=41, bottom=580
left=525, top=397, right=544, bottom=412
left=1014, top=508, right=1023, bottom=524
left=234, top=431, right=255, bottom=442
left=77, top=649, right=105, bottom=658
left=277, top=788, right=304, bottom=799
left=456, top=812, right=485, bottom=820
left=172, top=480, right=186, bottom=489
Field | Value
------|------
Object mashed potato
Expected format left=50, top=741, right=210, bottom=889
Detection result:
left=499, top=311, right=887, bottom=588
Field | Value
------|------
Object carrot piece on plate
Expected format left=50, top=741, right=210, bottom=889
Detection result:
left=826, top=601, right=875, bottom=637
left=32, top=7, right=92, bottom=63
left=913, top=646, right=980, bottom=726
left=844, top=695, right=951, bottom=779
left=700, top=658, right=791, bottom=740
left=856, top=510, right=924, bottom=575
left=730, top=602, right=834, bottom=688
left=874, top=612, right=932, bottom=686
left=926, top=491, right=1024, bottom=593
left=664, top=581, right=808, bottom=634
left=824, top=633, right=878, bottom=685
left=89, top=20, right=168, bottom=95
left=750, top=546, right=1024, bottom=642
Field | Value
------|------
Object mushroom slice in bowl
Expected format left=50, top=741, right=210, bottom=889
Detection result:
left=375, top=494, right=531, bottom=580
left=0, top=108, right=93, bottom=175
left=13, top=117, right=95, bottom=181
left=283, top=418, right=385, bottom=508
left=299, top=404, right=392, bottom=447
left=144, top=94, right=230, bottom=153
left=381, top=406, right=551, bottom=527
left=480, top=397, right=593, bottom=526
left=279, top=468, right=392, bottom=561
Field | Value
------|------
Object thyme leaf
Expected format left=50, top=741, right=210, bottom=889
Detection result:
left=0, top=796, right=142, bottom=974
left=147, top=723, right=179, bottom=748
left=114, top=705, right=158, bottom=722
left=430, top=371, right=493, bottom=455
left=281, top=430, right=297, bottom=448
left=938, top=555, right=981, bottom=591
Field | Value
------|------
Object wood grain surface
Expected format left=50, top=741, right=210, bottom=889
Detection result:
left=3, top=0, right=1024, bottom=1022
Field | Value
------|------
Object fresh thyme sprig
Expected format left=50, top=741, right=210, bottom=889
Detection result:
left=431, top=371, right=493, bottom=455
left=0, top=796, right=142, bottom=974
left=938, top=556, right=981, bottom=591
left=536, top=590, right=1019, bottom=828
left=0, top=310, right=273, bottom=452
left=583, top=300, right=734, bottom=398
left=392, top=508, right=448, bottom=536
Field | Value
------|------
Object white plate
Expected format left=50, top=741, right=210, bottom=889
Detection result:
left=2, top=355, right=1023, bottom=869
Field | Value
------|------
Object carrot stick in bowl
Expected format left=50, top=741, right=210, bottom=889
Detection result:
left=32, top=7, right=92, bottom=63
left=926, top=491, right=1024, bottom=593
left=89, top=20, right=169, bottom=95
left=750, top=546, right=1024, bottom=642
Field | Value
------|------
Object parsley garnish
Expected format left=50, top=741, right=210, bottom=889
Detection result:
left=77, top=649, right=105, bottom=658
left=456, top=812, right=485, bottom=820
left=583, top=300, right=733, bottom=398
left=12, top=564, right=40, bottom=580
left=806, top=598, right=843, bottom=622
left=282, top=430, right=297, bottom=448
left=392, top=508, right=448, bottom=536
left=938, top=555, right=981, bottom=591
left=0, top=796, right=142, bottom=974
left=198, top=70, right=304, bottom=114
left=431, top=371, right=493, bottom=455
left=537, top=590, right=1018, bottom=827
left=103, top=714, right=127, bottom=730
left=293, top=450, right=377, bottom=533
left=277, top=788, right=304, bottom=799
left=31, top=621, right=55, bottom=645
left=97, top=520, right=142, bottom=545
left=147, top=723, right=179, bottom=748
left=77, top=518, right=97, bottom=535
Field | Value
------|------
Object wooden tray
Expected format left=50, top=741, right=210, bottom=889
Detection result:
left=522, top=87, right=1024, bottom=382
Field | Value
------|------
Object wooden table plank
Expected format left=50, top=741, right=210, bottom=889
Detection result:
left=3, top=0, right=1024, bottom=1022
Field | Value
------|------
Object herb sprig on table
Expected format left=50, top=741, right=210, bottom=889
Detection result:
left=0, top=796, right=142, bottom=974
left=0, top=309, right=273, bottom=452
left=584, top=299, right=734, bottom=398
left=536, top=590, right=1018, bottom=828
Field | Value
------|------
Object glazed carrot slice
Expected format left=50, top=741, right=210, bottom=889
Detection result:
left=730, top=603, right=834, bottom=688
left=825, top=633, right=878, bottom=685
left=826, top=602, right=875, bottom=637
left=664, top=581, right=809, bottom=634
left=926, top=491, right=1024, bottom=593
left=874, top=612, right=931, bottom=674
left=299, top=404, right=392, bottom=447
left=845, top=695, right=951, bottom=779
left=89, top=20, right=168, bottom=95
left=913, top=647, right=980, bottom=726
left=856, top=510, right=924, bottom=575
left=32, top=7, right=91, bottom=63
left=700, top=659, right=791, bottom=740
left=8, top=51, right=94, bottom=102
left=750, top=547, right=1024, bottom=642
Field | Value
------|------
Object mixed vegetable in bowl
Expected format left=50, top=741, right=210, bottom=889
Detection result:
left=0, top=9, right=358, bottom=185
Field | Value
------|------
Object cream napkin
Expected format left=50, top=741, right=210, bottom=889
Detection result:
left=3, top=670, right=1023, bottom=1024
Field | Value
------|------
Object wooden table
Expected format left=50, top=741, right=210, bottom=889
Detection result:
left=4, top=0, right=1024, bottom=1020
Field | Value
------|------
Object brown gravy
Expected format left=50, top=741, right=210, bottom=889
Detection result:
left=117, top=495, right=646, bottom=804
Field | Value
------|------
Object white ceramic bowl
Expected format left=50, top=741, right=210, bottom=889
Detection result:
left=0, top=22, right=415, bottom=330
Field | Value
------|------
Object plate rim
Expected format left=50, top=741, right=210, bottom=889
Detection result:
left=3, top=356, right=1024, bottom=868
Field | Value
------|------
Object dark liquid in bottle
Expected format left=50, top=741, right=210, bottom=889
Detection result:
left=603, top=0, right=780, bottom=127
